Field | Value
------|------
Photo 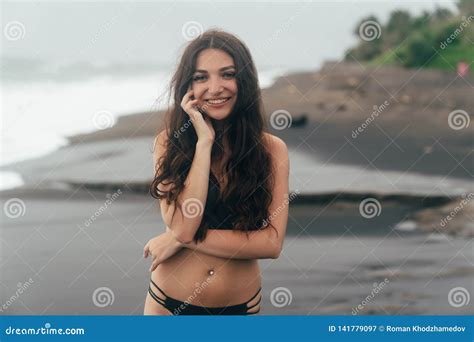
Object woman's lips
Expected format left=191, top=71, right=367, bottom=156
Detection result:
left=204, top=96, right=232, bottom=108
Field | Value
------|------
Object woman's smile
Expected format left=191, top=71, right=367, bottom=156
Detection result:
left=204, top=96, right=232, bottom=107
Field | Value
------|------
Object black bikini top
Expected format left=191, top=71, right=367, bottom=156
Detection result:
left=204, top=172, right=239, bottom=230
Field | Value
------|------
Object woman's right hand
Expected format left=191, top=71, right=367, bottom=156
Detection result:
left=181, top=88, right=215, bottom=144
left=143, top=230, right=183, bottom=272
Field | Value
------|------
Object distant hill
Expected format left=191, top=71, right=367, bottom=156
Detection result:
left=344, top=0, right=474, bottom=73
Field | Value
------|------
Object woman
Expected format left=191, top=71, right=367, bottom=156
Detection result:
left=143, top=29, right=289, bottom=315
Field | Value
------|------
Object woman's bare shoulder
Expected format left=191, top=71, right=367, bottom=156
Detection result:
left=152, top=129, right=171, bottom=170
left=154, top=129, right=169, bottom=148
left=262, top=132, right=288, bottom=156
left=153, top=129, right=176, bottom=159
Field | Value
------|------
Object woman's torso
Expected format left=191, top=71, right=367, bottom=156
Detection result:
left=152, top=164, right=261, bottom=306
left=152, top=249, right=261, bottom=306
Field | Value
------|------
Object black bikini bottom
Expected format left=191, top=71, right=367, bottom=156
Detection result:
left=148, top=278, right=262, bottom=315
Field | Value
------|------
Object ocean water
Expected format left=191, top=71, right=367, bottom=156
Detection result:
left=0, top=65, right=286, bottom=190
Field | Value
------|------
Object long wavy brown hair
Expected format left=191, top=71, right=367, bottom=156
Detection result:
left=149, top=28, right=276, bottom=242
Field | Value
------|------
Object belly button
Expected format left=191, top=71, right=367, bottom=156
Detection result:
left=208, top=269, right=215, bottom=276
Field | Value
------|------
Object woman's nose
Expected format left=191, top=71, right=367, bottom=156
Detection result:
left=208, top=79, right=224, bottom=95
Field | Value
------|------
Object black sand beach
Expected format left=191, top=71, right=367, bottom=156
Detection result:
left=1, top=186, right=472, bottom=315
left=1, top=63, right=473, bottom=315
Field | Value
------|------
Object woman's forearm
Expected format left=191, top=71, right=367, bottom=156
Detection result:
left=182, top=227, right=281, bottom=260
left=168, top=140, right=213, bottom=243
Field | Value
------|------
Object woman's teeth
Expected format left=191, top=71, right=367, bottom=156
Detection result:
left=206, top=97, right=230, bottom=104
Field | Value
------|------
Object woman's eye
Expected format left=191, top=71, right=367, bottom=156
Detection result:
left=223, top=72, right=236, bottom=79
left=192, top=75, right=207, bottom=82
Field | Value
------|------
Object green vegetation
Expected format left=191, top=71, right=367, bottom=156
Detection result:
left=345, top=0, right=474, bottom=73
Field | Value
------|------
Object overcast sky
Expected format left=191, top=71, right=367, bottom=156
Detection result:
left=1, top=0, right=458, bottom=73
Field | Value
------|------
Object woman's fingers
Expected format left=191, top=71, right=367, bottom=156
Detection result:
left=145, top=244, right=160, bottom=271
left=186, top=99, right=199, bottom=115
left=181, top=89, right=199, bottom=115
left=180, top=89, right=193, bottom=107
left=180, top=88, right=202, bottom=118
left=179, top=88, right=214, bottom=142
left=143, top=243, right=149, bottom=258
left=149, top=254, right=160, bottom=272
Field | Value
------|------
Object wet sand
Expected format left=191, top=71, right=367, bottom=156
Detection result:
left=1, top=187, right=472, bottom=315
left=1, top=63, right=472, bottom=315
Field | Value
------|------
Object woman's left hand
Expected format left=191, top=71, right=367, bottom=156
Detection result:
left=143, top=229, right=183, bottom=272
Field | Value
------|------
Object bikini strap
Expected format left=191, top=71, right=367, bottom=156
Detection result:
left=150, top=279, right=171, bottom=299
left=245, top=287, right=262, bottom=308
left=148, top=286, right=166, bottom=306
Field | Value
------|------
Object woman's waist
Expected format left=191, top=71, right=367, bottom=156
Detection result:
left=152, top=249, right=261, bottom=305
left=157, top=248, right=260, bottom=279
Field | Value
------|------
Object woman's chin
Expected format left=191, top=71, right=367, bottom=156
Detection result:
left=206, top=110, right=232, bottom=121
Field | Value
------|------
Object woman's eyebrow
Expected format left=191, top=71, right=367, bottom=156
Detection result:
left=194, top=65, right=236, bottom=73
